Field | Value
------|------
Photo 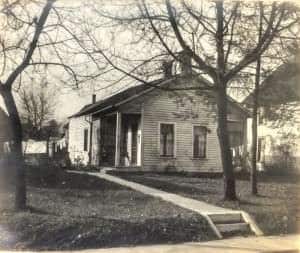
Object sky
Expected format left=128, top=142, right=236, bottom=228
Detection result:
left=0, top=82, right=91, bottom=121
left=0, top=86, right=125, bottom=121
left=0, top=0, right=299, bottom=122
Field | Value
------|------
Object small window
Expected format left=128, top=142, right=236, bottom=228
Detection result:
left=258, top=108, right=265, bottom=125
left=257, top=137, right=265, bottom=162
left=83, top=128, right=88, bottom=151
left=160, top=123, right=175, bottom=157
left=193, top=126, right=207, bottom=158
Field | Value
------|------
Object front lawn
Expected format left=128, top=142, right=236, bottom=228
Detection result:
left=0, top=169, right=215, bottom=250
left=111, top=172, right=300, bottom=235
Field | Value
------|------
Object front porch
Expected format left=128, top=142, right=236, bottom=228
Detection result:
left=96, top=112, right=142, bottom=168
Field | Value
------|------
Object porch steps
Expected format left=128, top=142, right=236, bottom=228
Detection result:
left=207, top=212, right=254, bottom=238
left=209, top=213, right=242, bottom=224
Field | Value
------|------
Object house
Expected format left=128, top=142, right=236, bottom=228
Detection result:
left=22, top=120, right=67, bottom=165
left=67, top=59, right=248, bottom=172
left=245, top=56, right=300, bottom=172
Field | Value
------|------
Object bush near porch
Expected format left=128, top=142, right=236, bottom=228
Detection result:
left=0, top=168, right=216, bottom=250
left=110, top=171, right=300, bottom=235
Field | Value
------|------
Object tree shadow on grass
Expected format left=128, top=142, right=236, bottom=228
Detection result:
left=9, top=216, right=215, bottom=251
left=28, top=171, right=124, bottom=191
left=119, top=175, right=218, bottom=196
left=27, top=206, right=53, bottom=215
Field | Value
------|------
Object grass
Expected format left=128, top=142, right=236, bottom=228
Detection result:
left=0, top=168, right=215, bottom=250
left=111, top=171, right=300, bottom=235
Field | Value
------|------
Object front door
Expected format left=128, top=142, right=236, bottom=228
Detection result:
left=100, top=115, right=116, bottom=166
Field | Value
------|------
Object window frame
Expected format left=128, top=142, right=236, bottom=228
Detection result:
left=192, top=125, right=207, bottom=159
left=158, top=122, right=176, bottom=158
left=83, top=128, right=89, bottom=152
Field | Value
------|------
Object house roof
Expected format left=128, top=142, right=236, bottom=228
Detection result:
left=244, top=57, right=300, bottom=107
left=71, top=83, right=156, bottom=117
left=70, top=75, right=248, bottom=118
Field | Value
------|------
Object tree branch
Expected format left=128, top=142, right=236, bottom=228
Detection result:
left=4, top=0, right=55, bottom=89
left=165, top=0, right=216, bottom=79
left=225, top=3, right=283, bottom=81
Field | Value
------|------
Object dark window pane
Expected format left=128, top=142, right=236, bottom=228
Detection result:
left=193, top=126, right=206, bottom=158
left=84, top=128, right=88, bottom=151
left=160, top=123, right=174, bottom=156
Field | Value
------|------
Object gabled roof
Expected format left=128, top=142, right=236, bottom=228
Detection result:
left=70, top=82, right=160, bottom=118
left=70, top=75, right=249, bottom=118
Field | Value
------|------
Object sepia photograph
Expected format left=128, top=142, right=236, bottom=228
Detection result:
left=0, top=0, right=299, bottom=252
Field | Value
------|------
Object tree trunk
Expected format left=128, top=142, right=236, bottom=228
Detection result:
left=217, top=86, right=237, bottom=200
left=46, top=135, right=50, bottom=157
left=215, top=1, right=236, bottom=201
left=1, top=88, right=26, bottom=210
left=251, top=57, right=261, bottom=195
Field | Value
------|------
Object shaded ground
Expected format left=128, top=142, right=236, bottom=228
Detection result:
left=0, top=169, right=216, bottom=250
left=111, top=171, right=300, bottom=235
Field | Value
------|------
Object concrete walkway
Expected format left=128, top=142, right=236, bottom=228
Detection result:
left=81, top=169, right=262, bottom=238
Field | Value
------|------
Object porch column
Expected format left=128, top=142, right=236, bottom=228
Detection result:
left=115, top=111, right=122, bottom=167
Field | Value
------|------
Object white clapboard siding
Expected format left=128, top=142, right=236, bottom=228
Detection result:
left=141, top=89, right=223, bottom=172
left=68, top=116, right=90, bottom=165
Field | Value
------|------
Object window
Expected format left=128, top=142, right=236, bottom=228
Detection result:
left=193, top=126, right=207, bottom=158
left=257, top=137, right=265, bottom=162
left=83, top=128, right=88, bottom=151
left=160, top=123, right=175, bottom=157
left=258, top=108, right=265, bottom=125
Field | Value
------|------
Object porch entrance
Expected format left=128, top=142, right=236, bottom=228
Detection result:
left=99, top=113, right=141, bottom=167
left=99, top=114, right=116, bottom=166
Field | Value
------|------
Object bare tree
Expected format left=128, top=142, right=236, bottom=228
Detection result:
left=0, top=0, right=55, bottom=210
left=87, top=0, right=300, bottom=200
left=0, top=0, right=108, bottom=210
left=19, top=80, right=57, bottom=140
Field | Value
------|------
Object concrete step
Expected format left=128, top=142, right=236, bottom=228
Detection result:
left=216, top=222, right=250, bottom=235
left=209, top=213, right=243, bottom=224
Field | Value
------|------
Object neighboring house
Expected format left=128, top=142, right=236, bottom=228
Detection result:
left=67, top=60, right=248, bottom=172
left=22, top=120, right=67, bottom=165
left=245, top=57, right=300, bottom=172
left=22, top=138, right=66, bottom=165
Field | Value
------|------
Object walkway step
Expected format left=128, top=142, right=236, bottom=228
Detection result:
left=209, top=213, right=243, bottom=224
left=216, top=222, right=250, bottom=234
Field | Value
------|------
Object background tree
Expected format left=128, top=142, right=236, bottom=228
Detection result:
left=19, top=79, right=57, bottom=140
left=86, top=0, right=300, bottom=200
